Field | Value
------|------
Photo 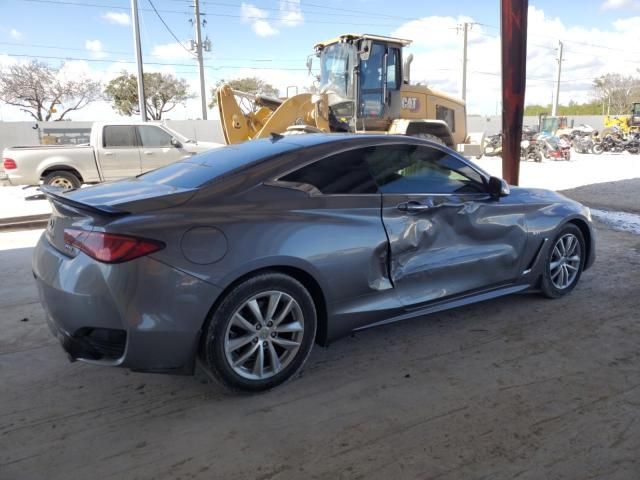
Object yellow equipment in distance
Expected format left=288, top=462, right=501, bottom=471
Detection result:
left=216, top=33, right=472, bottom=151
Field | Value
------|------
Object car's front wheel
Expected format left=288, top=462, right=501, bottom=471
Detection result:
left=200, top=272, right=317, bottom=392
left=540, top=224, right=585, bottom=298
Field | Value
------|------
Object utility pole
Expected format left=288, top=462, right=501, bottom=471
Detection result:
left=462, top=22, right=469, bottom=101
left=131, top=0, right=147, bottom=122
left=193, top=0, right=207, bottom=120
left=552, top=40, right=563, bottom=116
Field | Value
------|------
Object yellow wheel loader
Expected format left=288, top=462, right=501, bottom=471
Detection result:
left=216, top=33, right=480, bottom=155
left=603, top=103, right=640, bottom=137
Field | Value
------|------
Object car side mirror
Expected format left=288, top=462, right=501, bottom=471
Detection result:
left=170, top=137, right=182, bottom=148
left=488, top=176, right=510, bottom=199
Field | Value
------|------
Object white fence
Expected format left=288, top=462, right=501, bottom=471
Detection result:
left=468, top=115, right=607, bottom=136
left=0, top=116, right=611, bottom=155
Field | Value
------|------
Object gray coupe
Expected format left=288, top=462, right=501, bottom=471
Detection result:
left=33, top=134, right=595, bottom=391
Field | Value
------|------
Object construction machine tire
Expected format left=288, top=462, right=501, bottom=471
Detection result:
left=412, top=132, right=445, bottom=145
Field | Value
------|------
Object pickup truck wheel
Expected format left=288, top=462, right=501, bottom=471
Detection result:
left=43, top=171, right=81, bottom=190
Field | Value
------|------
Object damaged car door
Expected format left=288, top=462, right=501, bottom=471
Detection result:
left=364, top=143, right=528, bottom=307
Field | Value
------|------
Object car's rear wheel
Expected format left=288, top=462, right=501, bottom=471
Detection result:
left=540, top=224, right=585, bottom=298
left=200, top=272, right=316, bottom=392
left=43, top=170, right=81, bottom=190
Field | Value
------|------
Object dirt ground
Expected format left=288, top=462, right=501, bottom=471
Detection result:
left=1, top=184, right=640, bottom=479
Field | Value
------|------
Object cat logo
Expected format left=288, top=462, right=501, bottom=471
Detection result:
left=401, top=96, right=420, bottom=112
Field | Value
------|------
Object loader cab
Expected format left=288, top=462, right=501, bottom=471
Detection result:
left=632, top=103, right=640, bottom=127
left=316, top=34, right=409, bottom=132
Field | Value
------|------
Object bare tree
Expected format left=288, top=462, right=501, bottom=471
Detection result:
left=592, top=73, right=640, bottom=115
left=0, top=60, right=101, bottom=121
left=104, top=72, right=192, bottom=120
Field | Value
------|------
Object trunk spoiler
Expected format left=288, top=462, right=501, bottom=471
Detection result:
left=27, top=186, right=129, bottom=217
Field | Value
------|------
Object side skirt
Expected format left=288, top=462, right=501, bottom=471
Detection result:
left=353, top=284, right=530, bottom=332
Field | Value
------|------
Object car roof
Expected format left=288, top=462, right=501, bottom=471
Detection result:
left=138, top=133, right=469, bottom=191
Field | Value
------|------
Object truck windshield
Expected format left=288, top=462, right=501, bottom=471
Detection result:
left=319, top=43, right=355, bottom=99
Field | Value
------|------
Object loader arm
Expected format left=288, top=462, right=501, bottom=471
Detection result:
left=216, top=85, right=330, bottom=145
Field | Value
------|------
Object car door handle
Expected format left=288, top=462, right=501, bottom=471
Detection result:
left=103, top=151, right=114, bottom=156
left=397, top=200, right=433, bottom=213
left=143, top=151, right=154, bottom=155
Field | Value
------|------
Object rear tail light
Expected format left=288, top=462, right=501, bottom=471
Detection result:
left=63, top=229, right=164, bottom=263
left=3, top=158, right=17, bottom=170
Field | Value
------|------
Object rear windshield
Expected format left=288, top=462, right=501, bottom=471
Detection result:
left=138, top=138, right=299, bottom=188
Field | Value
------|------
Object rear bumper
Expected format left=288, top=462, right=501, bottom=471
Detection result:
left=33, top=232, right=223, bottom=374
left=6, top=171, right=38, bottom=186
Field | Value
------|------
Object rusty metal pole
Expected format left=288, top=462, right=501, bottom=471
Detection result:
left=500, top=0, right=528, bottom=185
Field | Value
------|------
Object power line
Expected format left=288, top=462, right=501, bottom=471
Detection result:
left=21, top=0, right=190, bottom=14
left=2, top=52, right=309, bottom=70
left=0, top=43, right=305, bottom=64
left=0, top=41, right=308, bottom=63
left=254, top=0, right=417, bottom=21
left=17, top=0, right=403, bottom=26
left=147, top=0, right=195, bottom=56
left=198, top=0, right=416, bottom=22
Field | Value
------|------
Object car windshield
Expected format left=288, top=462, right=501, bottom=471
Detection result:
left=319, top=43, right=355, bottom=99
left=633, top=104, right=640, bottom=115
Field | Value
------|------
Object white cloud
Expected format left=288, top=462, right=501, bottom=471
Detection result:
left=85, top=39, right=107, bottom=59
left=252, top=20, right=278, bottom=37
left=102, top=11, right=131, bottom=26
left=279, top=0, right=303, bottom=27
left=9, top=29, right=22, bottom=39
left=239, top=1, right=303, bottom=37
left=392, top=7, right=640, bottom=114
left=241, top=3, right=278, bottom=37
left=601, top=0, right=639, bottom=9
left=151, top=41, right=194, bottom=60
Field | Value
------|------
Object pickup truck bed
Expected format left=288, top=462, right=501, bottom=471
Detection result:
left=3, top=144, right=99, bottom=187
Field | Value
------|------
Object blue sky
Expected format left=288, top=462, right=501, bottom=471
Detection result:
left=1, top=0, right=639, bottom=119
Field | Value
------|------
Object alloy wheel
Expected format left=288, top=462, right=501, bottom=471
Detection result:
left=223, top=291, right=304, bottom=380
left=549, top=233, right=581, bottom=290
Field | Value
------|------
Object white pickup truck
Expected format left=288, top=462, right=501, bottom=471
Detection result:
left=2, top=122, right=222, bottom=189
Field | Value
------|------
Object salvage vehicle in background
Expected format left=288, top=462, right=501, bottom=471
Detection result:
left=2, top=122, right=221, bottom=189
left=217, top=33, right=482, bottom=157
left=602, top=103, right=640, bottom=137
left=34, top=134, right=595, bottom=392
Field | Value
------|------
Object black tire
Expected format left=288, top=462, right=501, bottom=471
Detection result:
left=43, top=170, right=81, bottom=190
left=592, top=143, right=604, bottom=155
left=540, top=224, right=586, bottom=299
left=200, top=272, right=317, bottom=392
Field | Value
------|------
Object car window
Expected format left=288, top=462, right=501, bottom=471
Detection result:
left=280, top=149, right=378, bottom=194
left=386, top=48, right=400, bottom=91
left=364, top=145, right=485, bottom=194
left=103, top=126, right=137, bottom=148
left=138, top=126, right=173, bottom=147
